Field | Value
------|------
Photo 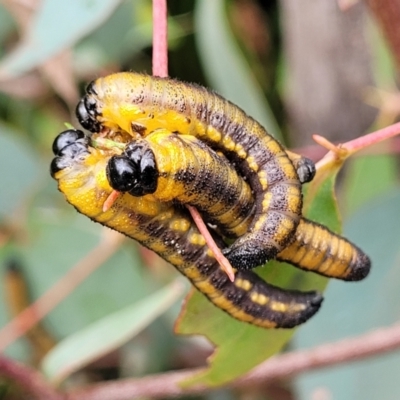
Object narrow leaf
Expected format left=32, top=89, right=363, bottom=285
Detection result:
left=194, top=0, right=281, bottom=139
left=0, top=0, right=122, bottom=78
left=41, top=279, right=185, bottom=384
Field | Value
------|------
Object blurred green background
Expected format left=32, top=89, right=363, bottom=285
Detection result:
left=0, top=0, right=399, bottom=399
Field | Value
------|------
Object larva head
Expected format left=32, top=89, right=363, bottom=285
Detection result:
left=106, top=142, right=158, bottom=197
left=75, top=81, right=101, bottom=133
left=76, top=73, right=158, bottom=136
left=50, top=129, right=90, bottom=178
left=52, top=129, right=86, bottom=155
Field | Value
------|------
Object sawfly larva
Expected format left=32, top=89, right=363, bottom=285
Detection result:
left=50, top=129, right=322, bottom=329
left=76, top=72, right=316, bottom=270
left=105, top=129, right=370, bottom=281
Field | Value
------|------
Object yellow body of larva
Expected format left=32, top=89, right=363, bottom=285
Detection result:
left=52, top=143, right=322, bottom=329
left=144, top=130, right=255, bottom=238
left=134, top=131, right=370, bottom=281
left=77, top=72, right=304, bottom=269
left=277, top=219, right=370, bottom=281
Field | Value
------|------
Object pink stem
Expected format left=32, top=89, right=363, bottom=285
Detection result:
left=187, top=206, right=235, bottom=282
left=0, top=356, right=64, bottom=399
left=344, top=121, right=400, bottom=152
left=152, top=0, right=168, bottom=77
left=316, top=121, right=400, bottom=169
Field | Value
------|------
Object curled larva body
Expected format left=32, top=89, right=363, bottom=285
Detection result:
left=107, top=130, right=370, bottom=281
left=76, top=72, right=313, bottom=270
left=107, top=129, right=255, bottom=239
left=50, top=130, right=322, bottom=329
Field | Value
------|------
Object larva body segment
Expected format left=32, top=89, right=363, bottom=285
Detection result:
left=277, top=219, right=370, bottom=281
left=107, top=129, right=255, bottom=238
left=76, top=72, right=307, bottom=270
left=108, top=130, right=370, bottom=281
left=50, top=130, right=322, bottom=329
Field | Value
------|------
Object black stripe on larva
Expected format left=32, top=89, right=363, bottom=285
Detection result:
left=174, top=167, right=197, bottom=184
left=210, top=111, right=228, bottom=131
left=267, top=184, right=298, bottom=212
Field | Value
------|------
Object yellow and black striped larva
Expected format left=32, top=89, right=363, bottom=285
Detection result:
left=76, top=72, right=316, bottom=270
left=106, top=129, right=255, bottom=239
left=105, top=129, right=370, bottom=282
left=50, top=129, right=322, bottom=329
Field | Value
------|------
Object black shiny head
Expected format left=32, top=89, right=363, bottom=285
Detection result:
left=52, top=129, right=85, bottom=155
left=86, top=80, right=98, bottom=95
left=106, top=156, right=141, bottom=193
left=76, top=98, right=101, bottom=132
left=106, top=142, right=158, bottom=197
left=76, top=80, right=102, bottom=133
left=50, top=130, right=90, bottom=179
left=50, top=142, right=89, bottom=178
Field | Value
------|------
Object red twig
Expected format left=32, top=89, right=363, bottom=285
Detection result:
left=187, top=206, right=235, bottom=282
left=152, top=0, right=168, bottom=77
left=66, top=322, right=400, bottom=399
left=0, top=356, right=64, bottom=400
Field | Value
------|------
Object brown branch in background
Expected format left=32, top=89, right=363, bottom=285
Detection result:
left=0, top=229, right=124, bottom=352
left=366, top=0, right=400, bottom=71
left=0, top=356, right=64, bottom=400
left=2, top=319, right=400, bottom=400
left=67, top=322, right=400, bottom=400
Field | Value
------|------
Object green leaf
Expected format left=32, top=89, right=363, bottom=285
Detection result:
left=41, top=279, right=185, bottom=384
left=343, top=154, right=398, bottom=216
left=0, top=0, right=122, bottom=78
left=175, top=160, right=341, bottom=387
left=0, top=5, right=15, bottom=46
left=194, top=0, right=281, bottom=140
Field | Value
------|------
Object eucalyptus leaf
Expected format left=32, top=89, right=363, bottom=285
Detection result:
left=194, top=0, right=281, bottom=140
left=0, top=0, right=122, bottom=78
left=42, top=279, right=185, bottom=384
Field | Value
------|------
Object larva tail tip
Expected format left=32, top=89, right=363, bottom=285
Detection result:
left=310, top=291, right=324, bottom=307
left=346, top=252, right=371, bottom=281
left=278, top=291, right=323, bottom=329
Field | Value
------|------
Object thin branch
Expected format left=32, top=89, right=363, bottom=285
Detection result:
left=67, top=322, right=400, bottom=400
left=0, top=356, right=65, bottom=400
left=187, top=205, right=235, bottom=282
left=0, top=229, right=124, bottom=352
left=316, top=121, right=400, bottom=169
left=152, top=0, right=168, bottom=77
